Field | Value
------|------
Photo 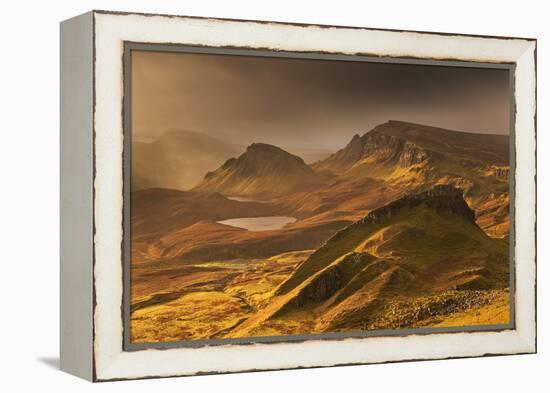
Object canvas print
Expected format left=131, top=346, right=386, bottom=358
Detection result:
left=128, top=50, right=512, bottom=345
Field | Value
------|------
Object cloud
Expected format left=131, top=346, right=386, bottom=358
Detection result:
left=131, top=50, right=510, bottom=149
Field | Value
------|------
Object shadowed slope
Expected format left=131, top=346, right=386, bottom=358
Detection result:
left=276, top=185, right=479, bottom=294
left=229, top=185, right=508, bottom=336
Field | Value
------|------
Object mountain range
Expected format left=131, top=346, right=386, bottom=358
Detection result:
left=314, top=120, right=509, bottom=237
left=129, top=120, right=511, bottom=343
left=314, top=120, right=508, bottom=175
left=132, top=130, right=333, bottom=191
left=132, top=129, right=243, bottom=191
left=185, top=120, right=509, bottom=237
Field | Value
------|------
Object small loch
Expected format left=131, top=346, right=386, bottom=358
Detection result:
left=217, top=216, right=296, bottom=231
left=226, top=196, right=270, bottom=203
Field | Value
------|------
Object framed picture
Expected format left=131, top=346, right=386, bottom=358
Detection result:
left=60, top=10, right=537, bottom=381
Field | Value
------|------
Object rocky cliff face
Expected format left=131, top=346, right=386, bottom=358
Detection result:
left=361, top=131, right=432, bottom=166
left=312, top=120, right=509, bottom=176
left=313, top=122, right=434, bottom=175
left=312, top=134, right=365, bottom=174
left=321, top=184, right=476, bottom=249
left=282, top=252, right=374, bottom=308
left=309, top=121, right=510, bottom=237
left=361, top=184, right=475, bottom=225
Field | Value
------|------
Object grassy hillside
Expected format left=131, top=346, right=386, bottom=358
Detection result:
left=193, top=143, right=324, bottom=198
left=311, top=120, right=510, bottom=237
left=228, top=185, right=509, bottom=336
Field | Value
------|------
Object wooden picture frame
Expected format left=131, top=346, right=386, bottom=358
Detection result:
left=60, top=10, right=536, bottom=381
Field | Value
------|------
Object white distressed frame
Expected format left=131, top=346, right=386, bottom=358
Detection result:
left=91, top=11, right=536, bottom=381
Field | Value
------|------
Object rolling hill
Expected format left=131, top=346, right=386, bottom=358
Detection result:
left=130, top=188, right=279, bottom=263
left=193, top=143, right=324, bottom=198
left=229, top=185, right=509, bottom=336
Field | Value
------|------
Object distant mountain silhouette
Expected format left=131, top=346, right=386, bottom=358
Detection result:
left=132, top=129, right=243, bottom=191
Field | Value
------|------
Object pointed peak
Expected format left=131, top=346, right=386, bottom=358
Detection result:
left=345, top=133, right=363, bottom=146
left=246, top=142, right=283, bottom=152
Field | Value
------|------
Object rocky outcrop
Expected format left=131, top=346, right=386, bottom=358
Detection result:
left=282, top=252, right=374, bottom=308
left=314, top=125, right=433, bottom=174
left=312, top=120, right=509, bottom=176
left=399, top=141, right=431, bottom=166
left=362, top=131, right=432, bottom=167
left=492, top=166, right=510, bottom=180
left=368, top=289, right=506, bottom=330
left=338, top=185, right=475, bottom=234
left=311, top=134, right=365, bottom=174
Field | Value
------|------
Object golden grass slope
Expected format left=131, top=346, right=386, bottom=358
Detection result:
left=194, top=143, right=324, bottom=198
left=130, top=186, right=509, bottom=342
left=226, top=185, right=509, bottom=337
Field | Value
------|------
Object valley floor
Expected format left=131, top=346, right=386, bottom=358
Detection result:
left=130, top=249, right=510, bottom=344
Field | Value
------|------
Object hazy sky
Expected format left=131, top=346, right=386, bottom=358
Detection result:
left=131, top=50, right=510, bottom=150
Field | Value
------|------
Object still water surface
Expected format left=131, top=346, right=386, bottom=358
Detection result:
left=217, top=216, right=296, bottom=231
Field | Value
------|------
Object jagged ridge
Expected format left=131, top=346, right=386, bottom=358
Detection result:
left=360, top=184, right=475, bottom=225
left=313, top=120, right=509, bottom=175
left=276, top=184, right=477, bottom=295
